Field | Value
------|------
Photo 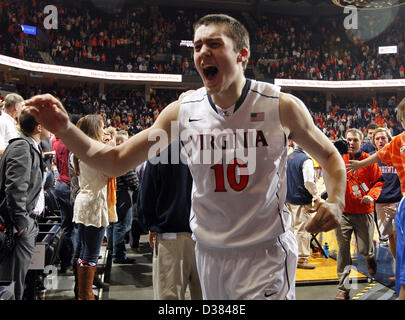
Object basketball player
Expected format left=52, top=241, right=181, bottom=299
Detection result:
left=25, top=14, right=346, bottom=300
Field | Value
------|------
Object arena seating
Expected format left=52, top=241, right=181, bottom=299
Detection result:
left=23, top=206, right=63, bottom=300
left=1, top=1, right=404, bottom=81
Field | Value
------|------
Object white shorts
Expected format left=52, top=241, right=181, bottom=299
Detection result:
left=194, top=230, right=298, bottom=300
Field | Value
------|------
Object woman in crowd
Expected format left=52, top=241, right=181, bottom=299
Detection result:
left=72, top=114, right=114, bottom=300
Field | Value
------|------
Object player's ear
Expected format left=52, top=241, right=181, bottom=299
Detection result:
left=237, top=48, right=249, bottom=63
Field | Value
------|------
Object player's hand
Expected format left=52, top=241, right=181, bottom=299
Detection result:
left=24, top=94, right=70, bottom=136
left=346, top=160, right=360, bottom=173
left=305, top=200, right=341, bottom=233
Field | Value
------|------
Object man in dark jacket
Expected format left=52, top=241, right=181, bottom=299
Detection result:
left=0, top=110, right=46, bottom=300
left=137, top=139, right=202, bottom=300
left=286, top=143, right=320, bottom=270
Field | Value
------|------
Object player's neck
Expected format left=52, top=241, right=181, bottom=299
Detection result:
left=210, top=77, right=247, bottom=109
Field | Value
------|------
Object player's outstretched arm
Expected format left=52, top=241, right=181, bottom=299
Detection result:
left=279, top=93, right=346, bottom=233
left=25, top=94, right=181, bottom=177
left=347, top=152, right=380, bottom=173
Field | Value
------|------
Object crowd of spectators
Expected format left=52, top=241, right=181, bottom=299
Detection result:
left=1, top=0, right=404, bottom=82
left=309, top=96, right=402, bottom=140
left=254, top=13, right=405, bottom=81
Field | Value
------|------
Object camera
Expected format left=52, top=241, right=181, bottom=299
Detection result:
left=333, top=138, right=349, bottom=155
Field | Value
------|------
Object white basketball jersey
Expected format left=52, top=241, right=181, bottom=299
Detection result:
left=178, top=79, right=291, bottom=249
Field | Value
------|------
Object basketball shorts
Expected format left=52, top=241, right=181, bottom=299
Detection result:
left=194, top=230, right=298, bottom=300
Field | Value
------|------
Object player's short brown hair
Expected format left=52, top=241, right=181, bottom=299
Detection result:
left=193, top=14, right=250, bottom=70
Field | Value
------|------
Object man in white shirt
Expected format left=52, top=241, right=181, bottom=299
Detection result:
left=0, top=93, right=24, bottom=156
left=286, top=143, right=320, bottom=269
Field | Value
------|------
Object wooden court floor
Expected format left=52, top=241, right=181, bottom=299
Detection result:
left=295, top=232, right=367, bottom=283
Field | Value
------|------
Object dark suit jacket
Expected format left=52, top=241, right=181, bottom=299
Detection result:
left=137, top=143, right=193, bottom=234
left=0, top=135, right=44, bottom=232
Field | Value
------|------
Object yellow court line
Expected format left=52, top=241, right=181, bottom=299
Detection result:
left=352, top=281, right=376, bottom=300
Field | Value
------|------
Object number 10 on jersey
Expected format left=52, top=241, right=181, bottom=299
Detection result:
left=211, top=158, right=249, bottom=192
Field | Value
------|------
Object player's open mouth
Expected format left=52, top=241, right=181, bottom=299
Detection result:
left=203, top=66, right=218, bottom=80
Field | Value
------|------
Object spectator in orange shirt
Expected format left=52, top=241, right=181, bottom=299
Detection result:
left=335, top=128, right=384, bottom=300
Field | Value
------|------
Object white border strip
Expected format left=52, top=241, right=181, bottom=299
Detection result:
left=0, top=54, right=182, bottom=82
left=274, top=78, right=405, bottom=89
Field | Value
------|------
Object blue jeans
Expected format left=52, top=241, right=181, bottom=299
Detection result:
left=106, top=190, right=133, bottom=260
left=54, top=181, right=77, bottom=269
left=78, top=223, right=105, bottom=264
left=43, top=170, right=55, bottom=190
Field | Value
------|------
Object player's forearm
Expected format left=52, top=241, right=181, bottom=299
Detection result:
left=59, top=122, right=164, bottom=177
left=320, top=152, right=346, bottom=210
